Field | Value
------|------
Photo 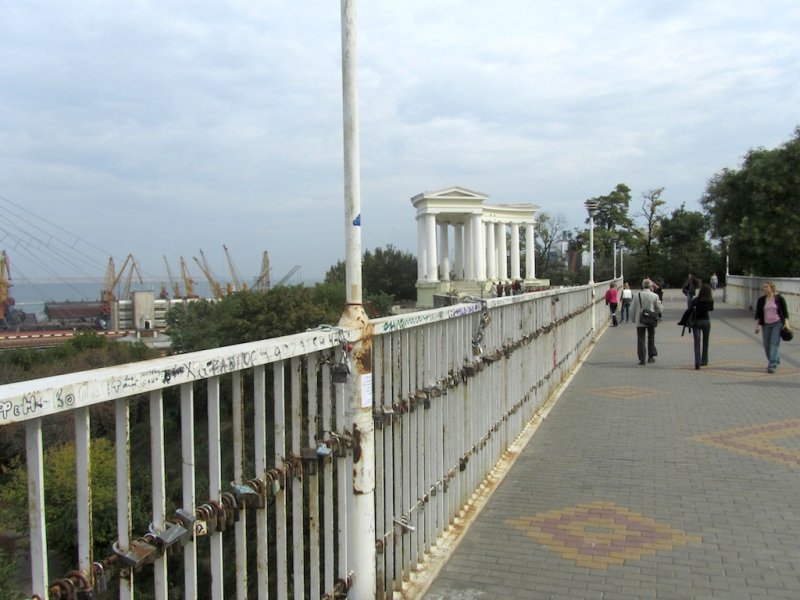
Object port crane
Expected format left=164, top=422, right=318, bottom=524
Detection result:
left=253, top=251, right=271, bottom=292
left=179, top=257, right=196, bottom=298
left=163, top=256, right=182, bottom=298
left=193, top=250, right=224, bottom=299
left=0, top=250, right=12, bottom=323
left=101, top=254, right=143, bottom=316
left=223, top=245, right=246, bottom=292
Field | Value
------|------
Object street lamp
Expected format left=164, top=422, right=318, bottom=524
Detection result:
left=611, top=237, right=619, bottom=280
left=584, top=201, right=599, bottom=284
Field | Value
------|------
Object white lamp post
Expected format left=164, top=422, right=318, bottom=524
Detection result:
left=584, top=201, right=599, bottom=284
left=584, top=200, right=600, bottom=338
left=611, top=237, right=618, bottom=280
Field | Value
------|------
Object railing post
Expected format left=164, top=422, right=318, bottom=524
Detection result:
left=340, top=0, right=376, bottom=597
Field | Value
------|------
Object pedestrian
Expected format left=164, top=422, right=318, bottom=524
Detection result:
left=620, top=282, right=633, bottom=322
left=605, top=283, right=619, bottom=326
left=691, top=284, right=714, bottom=370
left=682, top=274, right=698, bottom=307
left=754, top=281, right=791, bottom=373
left=709, top=273, right=718, bottom=290
left=631, top=278, right=663, bottom=365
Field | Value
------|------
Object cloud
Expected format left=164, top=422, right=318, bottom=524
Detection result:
left=1, top=0, right=798, bottom=286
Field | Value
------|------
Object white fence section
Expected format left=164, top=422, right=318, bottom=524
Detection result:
left=723, top=275, right=800, bottom=323
left=0, top=283, right=610, bottom=599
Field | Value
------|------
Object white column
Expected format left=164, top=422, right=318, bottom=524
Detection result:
left=485, top=222, right=496, bottom=280
left=510, top=223, right=521, bottom=280
left=454, top=224, right=464, bottom=280
left=464, top=218, right=474, bottom=279
left=496, top=223, right=507, bottom=280
left=526, top=222, right=536, bottom=279
left=472, top=214, right=485, bottom=281
left=439, top=222, right=450, bottom=281
left=425, top=213, right=438, bottom=282
left=417, top=216, right=426, bottom=281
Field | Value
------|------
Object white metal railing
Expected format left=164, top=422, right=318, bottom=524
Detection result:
left=723, top=275, right=799, bottom=323
left=0, top=283, right=608, bottom=599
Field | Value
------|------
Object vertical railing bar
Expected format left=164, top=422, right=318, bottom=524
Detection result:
left=423, top=326, right=433, bottom=555
left=208, top=376, right=224, bottom=599
left=391, top=330, right=403, bottom=592
left=290, top=356, right=305, bottom=600
left=274, top=361, right=288, bottom=599
left=321, top=361, right=334, bottom=593
left=75, top=407, right=93, bottom=583
left=253, top=365, right=269, bottom=600
left=373, top=335, right=386, bottom=600
left=180, top=382, right=198, bottom=598
left=401, top=329, right=412, bottom=580
left=334, top=374, right=348, bottom=584
left=149, top=390, right=167, bottom=599
left=26, top=417, right=48, bottom=598
left=115, top=397, right=133, bottom=600
left=231, top=371, right=248, bottom=600
left=415, top=327, right=425, bottom=564
left=306, top=354, right=321, bottom=600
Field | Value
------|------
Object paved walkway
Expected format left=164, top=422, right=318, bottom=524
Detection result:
left=420, top=290, right=800, bottom=600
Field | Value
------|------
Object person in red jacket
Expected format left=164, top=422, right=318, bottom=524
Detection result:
left=605, top=283, right=619, bottom=327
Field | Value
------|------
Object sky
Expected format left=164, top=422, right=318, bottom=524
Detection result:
left=1, top=0, right=799, bottom=291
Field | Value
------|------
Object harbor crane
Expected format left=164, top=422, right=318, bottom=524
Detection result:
left=223, top=245, right=246, bottom=292
left=179, top=257, right=196, bottom=298
left=193, top=250, right=224, bottom=299
left=253, top=251, right=271, bottom=292
left=101, top=254, right=143, bottom=317
left=163, top=256, right=182, bottom=298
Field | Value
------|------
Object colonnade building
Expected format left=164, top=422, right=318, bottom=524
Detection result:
left=412, top=186, right=548, bottom=308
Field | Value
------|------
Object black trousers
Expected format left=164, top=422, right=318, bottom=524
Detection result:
left=692, top=319, right=710, bottom=366
left=637, top=324, right=656, bottom=362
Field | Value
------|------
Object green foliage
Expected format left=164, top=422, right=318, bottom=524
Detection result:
left=166, top=286, right=344, bottom=353
left=0, top=438, right=130, bottom=561
left=325, top=244, right=417, bottom=301
left=0, top=547, right=26, bottom=599
left=701, top=126, right=800, bottom=276
left=0, top=332, right=159, bottom=385
left=656, top=205, right=721, bottom=287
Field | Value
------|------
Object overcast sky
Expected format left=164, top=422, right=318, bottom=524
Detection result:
left=1, top=0, right=798, bottom=287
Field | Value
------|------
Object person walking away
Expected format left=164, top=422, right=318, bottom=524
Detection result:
left=682, top=274, right=698, bottom=308
left=709, top=273, right=718, bottom=290
left=620, top=283, right=632, bottom=322
left=754, top=281, right=791, bottom=373
left=605, top=283, right=619, bottom=326
left=631, top=278, right=663, bottom=365
left=691, top=284, right=714, bottom=370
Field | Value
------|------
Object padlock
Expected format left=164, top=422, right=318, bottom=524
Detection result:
left=150, top=521, right=189, bottom=553
left=331, top=361, right=350, bottom=384
left=231, top=483, right=261, bottom=509
left=221, top=492, right=240, bottom=526
left=174, top=508, right=198, bottom=541
left=112, top=538, right=159, bottom=568
left=209, top=500, right=226, bottom=533
left=300, top=447, right=320, bottom=476
left=92, top=563, right=108, bottom=594
left=66, top=570, right=92, bottom=599
left=56, top=578, right=76, bottom=600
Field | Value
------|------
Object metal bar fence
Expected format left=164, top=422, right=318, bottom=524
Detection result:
left=0, top=284, right=604, bottom=599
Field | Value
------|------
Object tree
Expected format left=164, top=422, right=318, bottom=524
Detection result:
left=701, top=127, right=800, bottom=276
left=325, top=244, right=417, bottom=302
left=585, top=183, right=634, bottom=232
left=166, top=286, right=344, bottom=353
left=535, top=212, right=567, bottom=277
left=630, top=188, right=667, bottom=272
left=0, top=438, right=135, bottom=563
left=657, top=205, right=721, bottom=287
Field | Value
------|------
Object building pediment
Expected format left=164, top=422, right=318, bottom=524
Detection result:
left=410, top=186, right=488, bottom=210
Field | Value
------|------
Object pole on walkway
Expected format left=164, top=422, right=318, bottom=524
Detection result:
left=338, top=1, right=376, bottom=598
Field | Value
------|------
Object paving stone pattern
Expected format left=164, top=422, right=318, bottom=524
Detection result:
left=421, top=291, right=800, bottom=600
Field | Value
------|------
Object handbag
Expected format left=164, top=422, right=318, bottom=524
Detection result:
left=781, top=326, right=793, bottom=342
left=638, top=293, right=659, bottom=326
